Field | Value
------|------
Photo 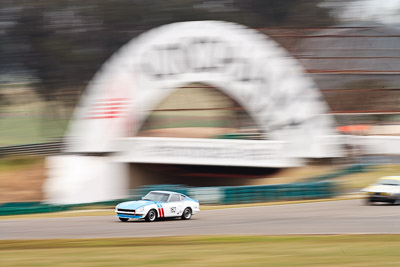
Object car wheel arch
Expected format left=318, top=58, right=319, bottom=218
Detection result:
left=181, top=207, right=192, bottom=220
left=145, top=209, right=158, bottom=222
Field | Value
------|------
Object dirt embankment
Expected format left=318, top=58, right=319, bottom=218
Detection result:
left=0, top=159, right=45, bottom=203
left=0, top=155, right=336, bottom=204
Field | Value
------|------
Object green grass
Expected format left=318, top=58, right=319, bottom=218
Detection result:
left=1, top=235, right=400, bottom=266
left=337, top=164, right=400, bottom=189
left=0, top=115, right=69, bottom=146
left=0, top=100, right=70, bottom=146
left=141, top=113, right=232, bottom=130
left=0, top=155, right=44, bottom=172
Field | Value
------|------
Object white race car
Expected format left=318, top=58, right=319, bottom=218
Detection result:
left=115, top=190, right=200, bottom=222
left=361, top=176, right=400, bottom=205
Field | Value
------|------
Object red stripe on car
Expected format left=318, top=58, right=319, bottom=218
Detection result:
left=158, top=208, right=162, bottom=217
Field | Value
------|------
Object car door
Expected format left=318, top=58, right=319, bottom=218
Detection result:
left=163, top=194, right=184, bottom=217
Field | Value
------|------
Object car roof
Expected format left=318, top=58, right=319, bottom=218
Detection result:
left=379, top=176, right=400, bottom=181
left=149, top=190, right=183, bottom=195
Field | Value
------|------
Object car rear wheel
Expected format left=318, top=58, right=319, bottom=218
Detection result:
left=119, top=217, right=129, bottom=222
left=145, top=209, right=157, bottom=222
left=181, top=207, right=192, bottom=220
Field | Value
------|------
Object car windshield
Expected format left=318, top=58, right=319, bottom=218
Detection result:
left=142, top=192, right=169, bottom=202
left=377, top=179, right=400, bottom=186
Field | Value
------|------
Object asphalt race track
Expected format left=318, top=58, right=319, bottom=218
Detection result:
left=2, top=199, right=400, bottom=240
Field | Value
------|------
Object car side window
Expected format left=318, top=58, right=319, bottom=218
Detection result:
left=180, top=195, right=186, bottom=201
left=169, top=194, right=181, bottom=202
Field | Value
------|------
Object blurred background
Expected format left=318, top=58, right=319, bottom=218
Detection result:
left=2, top=0, right=400, bottom=146
left=1, top=0, right=400, bottom=203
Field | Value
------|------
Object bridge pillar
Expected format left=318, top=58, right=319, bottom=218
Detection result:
left=44, top=155, right=129, bottom=204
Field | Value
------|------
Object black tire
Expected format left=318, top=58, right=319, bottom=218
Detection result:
left=119, top=217, right=129, bottom=222
left=389, top=199, right=398, bottom=205
left=181, top=207, right=192, bottom=220
left=145, top=209, right=157, bottom=222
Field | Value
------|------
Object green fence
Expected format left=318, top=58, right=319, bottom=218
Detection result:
left=131, top=181, right=338, bottom=205
left=303, top=164, right=370, bottom=182
left=0, top=199, right=129, bottom=216
left=0, top=164, right=369, bottom=216
left=220, top=181, right=337, bottom=204
left=0, top=181, right=337, bottom=216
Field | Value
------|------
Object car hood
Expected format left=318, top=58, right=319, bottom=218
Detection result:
left=361, top=185, right=400, bottom=194
left=117, top=200, right=158, bottom=209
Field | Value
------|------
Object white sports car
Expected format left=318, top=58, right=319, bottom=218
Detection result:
left=361, top=176, right=400, bottom=205
left=115, top=190, right=200, bottom=222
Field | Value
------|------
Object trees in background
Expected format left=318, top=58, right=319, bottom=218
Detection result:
left=0, top=0, right=339, bottom=105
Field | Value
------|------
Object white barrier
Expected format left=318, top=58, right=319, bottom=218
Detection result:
left=346, top=135, right=400, bottom=155
left=44, top=155, right=129, bottom=204
left=114, top=137, right=303, bottom=168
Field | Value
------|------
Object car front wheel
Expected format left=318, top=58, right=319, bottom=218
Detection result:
left=390, top=199, right=400, bottom=205
left=365, top=197, right=373, bottom=205
left=145, top=209, right=157, bottom=222
left=181, top=207, right=192, bottom=220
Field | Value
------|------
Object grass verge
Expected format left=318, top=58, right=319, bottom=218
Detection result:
left=0, top=155, right=43, bottom=172
left=337, top=164, right=400, bottom=189
left=1, top=235, right=400, bottom=266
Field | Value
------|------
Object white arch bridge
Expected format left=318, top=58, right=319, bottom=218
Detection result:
left=45, top=21, right=342, bottom=204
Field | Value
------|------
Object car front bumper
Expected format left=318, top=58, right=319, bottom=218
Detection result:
left=192, top=207, right=200, bottom=214
left=368, top=192, right=399, bottom=202
left=116, top=213, right=145, bottom=219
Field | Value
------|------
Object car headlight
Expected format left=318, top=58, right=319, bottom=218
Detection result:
left=137, top=206, right=144, bottom=213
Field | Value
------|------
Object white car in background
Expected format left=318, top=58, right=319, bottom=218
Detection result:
left=361, top=176, right=400, bottom=205
left=115, top=191, right=200, bottom=222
